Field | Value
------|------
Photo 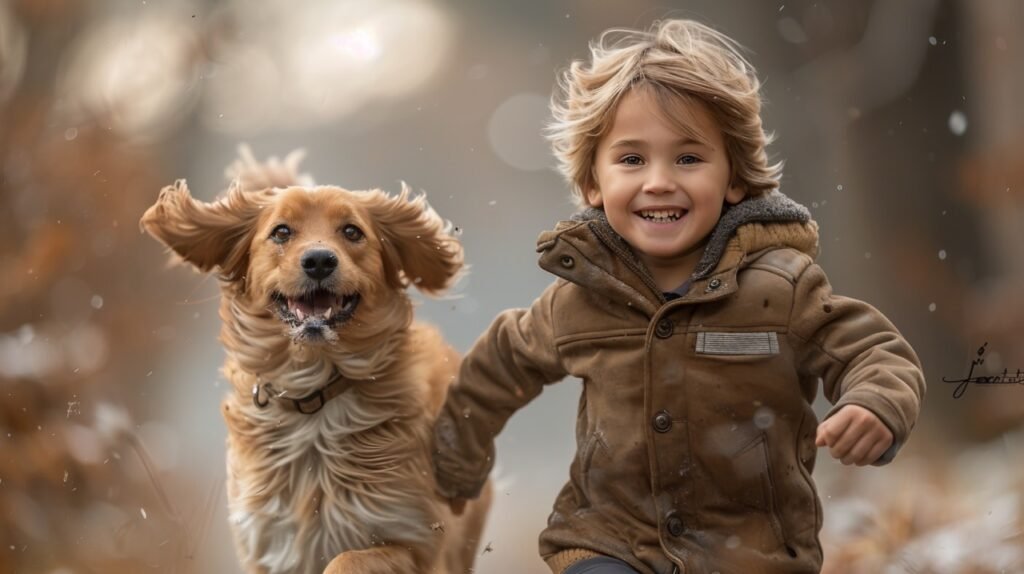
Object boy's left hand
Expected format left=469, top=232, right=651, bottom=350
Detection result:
left=815, top=404, right=893, bottom=466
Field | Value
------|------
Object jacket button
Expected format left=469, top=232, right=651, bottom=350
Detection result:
left=708, top=278, right=722, bottom=290
left=655, top=318, right=673, bottom=338
left=652, top=410, right=672, bottom=433
left=666, top=514, right=684, bottom=537
left=560, top=255, right=575, bottom=268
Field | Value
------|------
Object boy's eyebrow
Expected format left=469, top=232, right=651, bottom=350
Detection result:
left=608, top=137, right=708, bottom=149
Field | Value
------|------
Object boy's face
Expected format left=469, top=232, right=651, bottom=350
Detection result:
left=586, top=88, right=745, bottom=280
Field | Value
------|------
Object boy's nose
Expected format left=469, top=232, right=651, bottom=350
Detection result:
left=642, top=165, right=680, bottom=194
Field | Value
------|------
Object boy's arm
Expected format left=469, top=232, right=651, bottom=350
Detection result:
left=789, top=263, right=926, bottom=466
left=433, top=282, right=568, bottom=499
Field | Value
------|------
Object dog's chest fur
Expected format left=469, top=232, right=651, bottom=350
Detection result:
left=222, top=359, right=438, bottom=574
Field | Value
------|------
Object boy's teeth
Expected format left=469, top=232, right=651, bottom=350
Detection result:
left=639, top=209, right=682, bottom=220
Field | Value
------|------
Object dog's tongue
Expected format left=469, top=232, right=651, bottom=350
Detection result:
left=289, top=298, right=314, bottom=316
left=312, top=291, right=336, bottom=314
left=288, top=292, right=340, bottom=317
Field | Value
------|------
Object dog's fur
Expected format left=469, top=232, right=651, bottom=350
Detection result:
left=140, top=149, right=491, bottom=574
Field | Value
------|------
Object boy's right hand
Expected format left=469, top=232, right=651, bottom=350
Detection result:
left=435, top=483, right=467, bottom=515
left=447, top=496, right=467, bottom=516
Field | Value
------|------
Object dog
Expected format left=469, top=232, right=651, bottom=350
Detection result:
left=140, top=148, right=492, bottom=574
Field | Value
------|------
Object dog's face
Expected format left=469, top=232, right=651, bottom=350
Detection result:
left=141, top=181, right=462, bottom=346
left=252, top=188, right=373, bottom=338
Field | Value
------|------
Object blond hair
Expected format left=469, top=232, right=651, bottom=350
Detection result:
left=547, top=19, right=782, bottom=207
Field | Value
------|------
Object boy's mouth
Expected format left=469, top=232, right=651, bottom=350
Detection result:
left=636, top=208, right=687, bottom=223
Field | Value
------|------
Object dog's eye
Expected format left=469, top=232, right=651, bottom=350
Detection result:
left=342, top=224, right=364, bottom=242
left=270, top=224, right=292, bottom=244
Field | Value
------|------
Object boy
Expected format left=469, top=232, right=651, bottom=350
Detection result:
left=432, top=19, right=924, bottom=574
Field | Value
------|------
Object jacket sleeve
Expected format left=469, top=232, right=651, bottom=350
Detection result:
left=789, top=263, right=925, bottom=465
left=432, top=281, right=569, bottom=499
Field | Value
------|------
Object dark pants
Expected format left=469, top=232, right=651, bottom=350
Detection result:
left=563, top=557, right=642, bottom=574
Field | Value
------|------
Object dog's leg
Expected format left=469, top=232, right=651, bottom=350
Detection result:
left=322, top=546, right=420, bottom=574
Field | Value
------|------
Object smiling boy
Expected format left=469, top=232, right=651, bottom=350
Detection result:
left=432, top=19, right=925, bottom=574
left=586, top=85, right=746, bottom=293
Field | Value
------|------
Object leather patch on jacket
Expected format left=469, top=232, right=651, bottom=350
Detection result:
left=695, top=331, right=780, bottom=355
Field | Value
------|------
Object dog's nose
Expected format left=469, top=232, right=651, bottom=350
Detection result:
left=301, top=249, right=338, bottom=280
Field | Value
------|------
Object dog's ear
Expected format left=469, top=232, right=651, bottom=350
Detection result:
left=140, top=179, right=270, bottom=283
left=363, top=184, right=464, bottom=295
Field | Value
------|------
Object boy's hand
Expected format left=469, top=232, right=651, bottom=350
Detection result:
left=435, top=487, right=467, bottom=516
left=448, top=496, right=467, bottom=516
left=815, top=404, right=893, bottom=466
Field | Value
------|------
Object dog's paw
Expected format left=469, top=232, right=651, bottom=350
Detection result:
left=323, top=548, right=417, bottom=574
left=322, top=553, right=354, bottom=574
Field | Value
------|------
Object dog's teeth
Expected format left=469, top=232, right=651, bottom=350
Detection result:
left=295, top=308, right=305, bottom=321
left=324, top=307, right=333, bottom=319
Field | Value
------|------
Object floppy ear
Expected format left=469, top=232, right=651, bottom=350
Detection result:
left=363, top=184, right=464, bottom=295
left=139, top=179, right=270, bottom=283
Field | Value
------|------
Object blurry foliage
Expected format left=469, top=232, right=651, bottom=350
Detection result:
left=819, top=436, right=1024, bottom=573
left=0, top=1, right=215, bottom=572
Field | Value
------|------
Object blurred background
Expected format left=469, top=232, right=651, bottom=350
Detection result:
left=2, top=0, right=1023, bottom=572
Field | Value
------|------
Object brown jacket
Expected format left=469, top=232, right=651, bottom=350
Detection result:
left=433, top=193, right=925, bottom=574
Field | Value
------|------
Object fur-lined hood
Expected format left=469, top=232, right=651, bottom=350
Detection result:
left=535, top=191, right=820, bottom=308
left=564, top=190, right=818, bottom=279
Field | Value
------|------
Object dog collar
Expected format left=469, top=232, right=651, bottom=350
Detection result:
left=251, top=370, right=357, bottom=415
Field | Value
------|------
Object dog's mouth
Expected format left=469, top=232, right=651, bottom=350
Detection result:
left=271, top=288, right=360, bottom=327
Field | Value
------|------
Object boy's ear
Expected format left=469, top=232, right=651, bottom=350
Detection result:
left=725, top=182, right=746, bottom=205
left=362, top=184, right=464, bottom=295
left=139, top=179, right=271, bottom=283
left=584, top=167, right=605, bottom=207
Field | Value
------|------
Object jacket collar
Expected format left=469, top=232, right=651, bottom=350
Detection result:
left=536, top=191, right=819, bottom=311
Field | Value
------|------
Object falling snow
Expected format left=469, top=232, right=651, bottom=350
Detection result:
left=948, top=110, right=968, bottom=136
left=753, top=407, right=775, bottom=430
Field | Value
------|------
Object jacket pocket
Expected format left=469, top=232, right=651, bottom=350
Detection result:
left=732, top=432, right=791, bottom=550
left=578, top=430, right=609, bottom=497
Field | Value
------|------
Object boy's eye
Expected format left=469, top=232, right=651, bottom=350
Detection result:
left=270, top=224, right=292, bottom=244
left=678, top=154, right=701, bottom=165
left=620, top=155, right=644, bottom=165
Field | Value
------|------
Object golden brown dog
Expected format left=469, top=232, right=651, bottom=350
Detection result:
left=140, top=149, right=491, bottom=574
